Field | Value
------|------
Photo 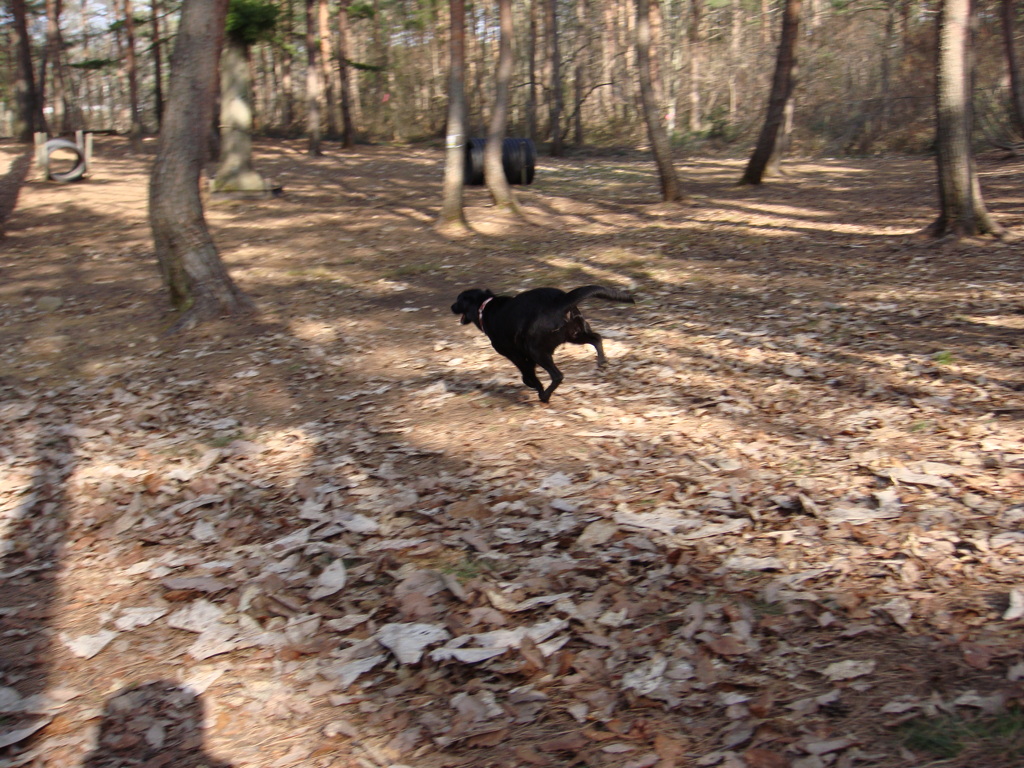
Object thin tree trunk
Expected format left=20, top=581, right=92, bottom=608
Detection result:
left=526, top=0, right=538, bottom=141
left=318, top=0, right=338, bottom=138
left=688, top=0, right=702, bottom=133
left=740, top=0, right=801, bottom=185
left=924, top=0, right=1003, bottom=237
left=152, top=0, right=164, bottom=127
left=149, top=0, right=253, bottom=330
left=306, top=0, right=323, bottom=154
left=637, top=0, right=682, bottom=202
left=546, top=0, right=563, bottom=156
left=122, top=0, right=144, bottom=149
left=484, top=0, right=522, bottom=214
left=336, top=0, right=356, bottom=147
left=1001, top=0, right=1024, bottom=134
left=44, top=0, right=70, bottom=134
left=214, top=38, right=267, bottom=192
left=438, top=0, right=469, bottom=232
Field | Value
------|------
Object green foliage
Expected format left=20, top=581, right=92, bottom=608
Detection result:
left=70, top=58, right=118, bottom=71
left=347, top=0, right=376, bottom=21
left=932, top=350, right=955, bottom=365
left=899, top=710, right=1024, bottom=760
left=226, top=0, right=280, bottom=46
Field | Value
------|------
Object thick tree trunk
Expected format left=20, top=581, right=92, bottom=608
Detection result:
left=637, top=0, right=682, bottom=202
left=11, top=0, right=45, bottom=141
left=1001, top=0, right=1024, bottom=134
left=438, top=0, right=469, bottom=232
left=213, top=38, right=267, bottom=192
left=483, top=0, right=522, bottom=215
left=740, top=0, right=801, bottom=185
left=546, top=0, right=563, bottom=156
left=526, top=0, right=538, bottom=141
left=924, top=0, right=1003, bottom=237
left=149, top=0, right=253, bottom=330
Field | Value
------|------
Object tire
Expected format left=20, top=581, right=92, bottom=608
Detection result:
left=44, top=138, right=87, bottom=183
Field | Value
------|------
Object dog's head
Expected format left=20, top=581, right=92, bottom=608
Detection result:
left=451, top=288, right=495, bottom=326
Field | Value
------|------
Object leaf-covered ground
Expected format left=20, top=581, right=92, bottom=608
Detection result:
left=2, top=138, right=1024, bottom=768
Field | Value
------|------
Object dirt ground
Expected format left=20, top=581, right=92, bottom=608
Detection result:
left=2, top=137, right=1024, bottom=768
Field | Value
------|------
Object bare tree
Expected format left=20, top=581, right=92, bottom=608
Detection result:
left=637, top=0, right=683, bottom=202
left=151, top=0, right=165, bottom=126
left=924, top=0, right=1003, bottom=237
left=121, top=0, right=144, bottom=150
left=336, top=1, right=356, bottom=148
left=1001, top=0, right=1024, bottom=134
left=10, top=0, right=45, bottom=141
left=483, top=0, right=522, bottom=214
left=546, top=0, right=563, bottom=156
left=149, top=0, right=253, bottom=330
left=438, top=0, right=469, bottom=232
left=305, top=0, right=323, bottom=154
left=740, top=0, right=801, bottom=185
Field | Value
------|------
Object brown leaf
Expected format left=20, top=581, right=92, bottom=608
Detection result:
left=705, top=634, right=749, bottom=656
left=466, top=727, right=510, bottom=747
left=654, top=733, right=686, bottom=767
left=962, top=643, right=995, bottom=670
left=512, top=744, right=552, bottom=766
left=742, top=747, right=790, bottom=768
left=538, top=732, right=589, bottom=752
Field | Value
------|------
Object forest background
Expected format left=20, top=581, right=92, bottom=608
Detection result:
left=4, top=0, right=1023, bottom=158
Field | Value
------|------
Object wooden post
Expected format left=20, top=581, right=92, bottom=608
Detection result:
left=34, top=132, right=48, bottom=178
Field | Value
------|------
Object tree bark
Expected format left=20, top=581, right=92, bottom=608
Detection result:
left=336, top=0, right=356, bottom=148
left=151, top=0, right=165, bottom=127
left=546, top=0, right=563, bottom=156
left=213, top=37, right=268, bottom=192
left=438, top=0, right=469, bottom=232
left=740, top=0, right=801, bottom=185
left=483, top=0, right=522, bottom=214
left=122, top=0, right=145, bottom=150
left=924, top=0, right=1003, bottom=237
left=306, top=0, right=323, bottom=154
left=149, top=0, right=253, bottom=330
left=318, top=0, right=338, bottom=138
left=1001, top=0, right=1024, bottom=134
left=637, top=0, right=682, bottom=202
left=10, top=0, right=45, bottom=141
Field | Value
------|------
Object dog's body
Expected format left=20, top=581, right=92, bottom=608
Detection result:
left=451, top=285, right=634, bottom=402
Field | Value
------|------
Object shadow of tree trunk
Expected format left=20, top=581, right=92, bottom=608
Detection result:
left=0, top=150, right=33, bottom=237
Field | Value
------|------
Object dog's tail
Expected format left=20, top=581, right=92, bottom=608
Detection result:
left=562, top=285, right=635, bottom=309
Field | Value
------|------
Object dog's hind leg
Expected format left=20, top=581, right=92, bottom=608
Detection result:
left=512, top=359, right=546, bottom=400
left=569, top=321, right=607, bottom=366
left=535, top=356, right=565, bottom=403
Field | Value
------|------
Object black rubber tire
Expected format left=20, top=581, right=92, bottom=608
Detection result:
left=44, top=138, right=87, bottom=183
left=464, top=137, right=536, bottom=186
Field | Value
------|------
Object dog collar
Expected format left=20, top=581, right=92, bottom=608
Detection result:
left=478, top=297, right=493, bottom=332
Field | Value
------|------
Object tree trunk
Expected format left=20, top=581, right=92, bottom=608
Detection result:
left=526, top=0, right=538, bottom=141
left=484, top=0, right=522, bottom=214
left=318, top=0, right=338, bottom=138
left=637, top=0, right=682, bottom=202
left=688, top=0, right=703, bottom=133
left=43, top=0, right=71, bottom=134
left=740, top=0, right=801, bottom=185
left=438, top=0, right=469, bottom=232
left=122, top=0, right=144, bottom=150
left=11, top=0, right=45, bottom=141
left=546, top=0, right=563, bottom=156
left=149, top=0, right=253, bottom=330
left=924, top=0, right=1003, bottom=237
left=1001, top=0, right=1024, bottom=134
left=214, top=37, right=267, bottom=192
left=336, top=0, right=356, bottom=148
left=306, top=0, right=323, bottom=154
left=152, top=0, right=165, bottom=127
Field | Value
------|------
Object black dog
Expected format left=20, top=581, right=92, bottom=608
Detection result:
left=451, top=285, right=634, bottom=402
